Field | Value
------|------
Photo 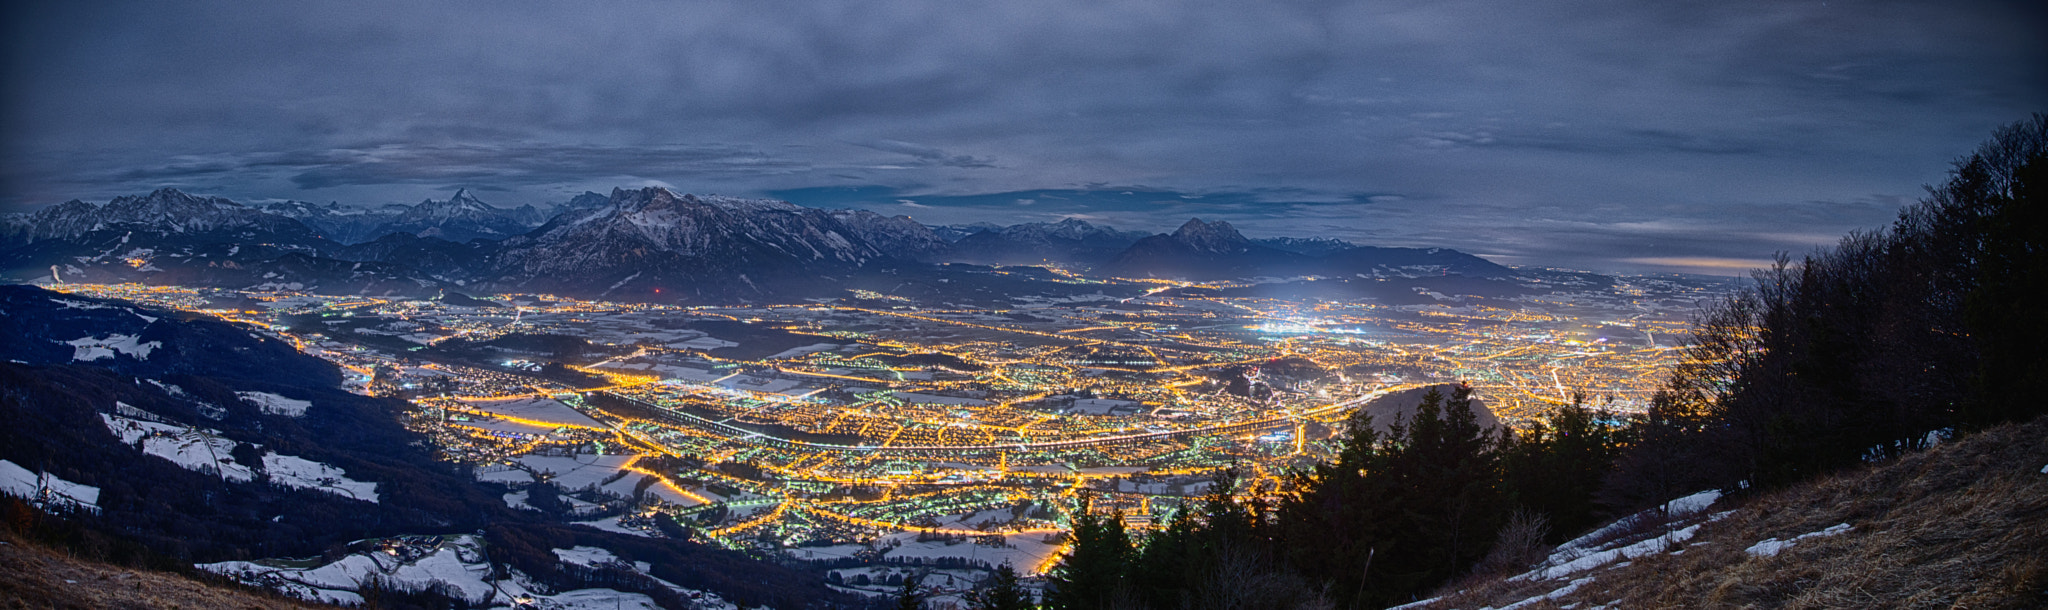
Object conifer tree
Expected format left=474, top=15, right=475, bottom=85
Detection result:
left=966, top=563, right=1032, bottom=610
left=894, top=572, right=927, bottom=610
left=1044, top=501, right=1133, bottom=610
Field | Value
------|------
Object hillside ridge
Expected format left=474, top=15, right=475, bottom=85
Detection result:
left=1407, top=414, right=2048, bottom=609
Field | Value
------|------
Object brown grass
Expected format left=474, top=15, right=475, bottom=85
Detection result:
left=1411, top=415, right=2048, bottom=610
left=0, top=533, right=329, bottom=610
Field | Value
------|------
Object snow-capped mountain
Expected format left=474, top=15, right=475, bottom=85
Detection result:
left=826, top=208, right=950, bottom=260
left=1254, top=236, right=1358, bottom=257
left=929, top=222, right=1004, bottom=242
left=372, top=189, right=540, bottom=243
left=943, top=217, right=1151, bottom=265
left=487, top=187, right=931, bottom=301
left=1099, top=218, right=1513, bottom=281
left=5, top=188, right=319, bottom=244
left=0, top=189, right=454, bottom=294
left=1100, top=218, right=1307, bottom=279
left=259, top=200, right=396, bottom=244
left=1319, top=245, right=1517, bottom=280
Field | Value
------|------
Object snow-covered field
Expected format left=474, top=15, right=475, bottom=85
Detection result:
left=767, top=342, right=842, bottom=360
left=460, top=396, right=603, bottom=428
left=517, top=454, right=638, bottom=492
left=100, top=413, right=379, bottom=502
left=237, top=391, right=312, bottom=417
left=790, top=530, right=1064, bottom=574
left=200, top=535, right=736, bottom=610
left=0, top=459, right=99, bottom=513
left=66, top=333, right=161, bottom=361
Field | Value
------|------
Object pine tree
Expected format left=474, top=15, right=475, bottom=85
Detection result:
left=966, top=563, right=1032, bottom=610
left=1043, top=501, right=1133, bottom=610
left=894, top=572, right=927, bottom=610
left=1504, top=393, right=1621, bottom=540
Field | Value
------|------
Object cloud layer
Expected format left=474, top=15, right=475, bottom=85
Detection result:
left=5, top=0, right=2042, bottom=273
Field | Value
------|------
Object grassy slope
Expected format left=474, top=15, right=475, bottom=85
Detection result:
left=0, top=533, right=329, bottom=610
left=1419, top=414, right=2048, bottom=609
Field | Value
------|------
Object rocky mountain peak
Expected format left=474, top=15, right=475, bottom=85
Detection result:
left=1170, top=217, right=1251, bottom=254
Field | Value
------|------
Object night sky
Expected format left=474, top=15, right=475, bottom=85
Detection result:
left=5, top=1, right=2043, bottom=273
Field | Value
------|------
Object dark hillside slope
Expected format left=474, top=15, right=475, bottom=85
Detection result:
left=0, top=531, right=327, bottom=610
left=1412, top=413, right=2048, bottom=609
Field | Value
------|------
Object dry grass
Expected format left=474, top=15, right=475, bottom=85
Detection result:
left=1412, top=415, right=2048, bottom=610
left=0, top=534, right=328, bottom=610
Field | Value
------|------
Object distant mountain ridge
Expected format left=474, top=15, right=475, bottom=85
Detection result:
left=945, top=217, right=1153, bottom=265
left=5, top=185, right=1539, bottom=303
left=373, top=188, right=542, bottom=242
left=488, top=186, right=944, bottom=301
left=1100, top=217, right=1516, bottom=281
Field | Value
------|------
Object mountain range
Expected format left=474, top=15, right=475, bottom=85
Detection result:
left=4, top=186, right=1555, bottom=303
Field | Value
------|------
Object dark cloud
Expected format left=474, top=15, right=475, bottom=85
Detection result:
left=4, top=0, right=2042, bottom=273
left=854, top=140, right=995, bottom=168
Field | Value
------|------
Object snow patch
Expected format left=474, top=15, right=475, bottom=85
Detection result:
left=1745, top=523, right=1853, bottom=557
left=0, top=459, right=99, bottom=513
left=48, top=298, right=113, bottom=310
left=552, top=546, right=624, bottom=569
left=264, top=453, right=381, bottom=503
left=237, top=391, right=312, bottom=417
left=100, top=413, right=378, bottom=502
left=1515, top=524, right=1702, bottom=582
left=1555, top=490, right=1720, bottom=554
left=1494, top=577, right=1595, bottom=610
left=65, top=334, right=161, bottom=361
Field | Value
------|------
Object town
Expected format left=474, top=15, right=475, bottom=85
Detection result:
left=54, top=266, right=1729, bottom=588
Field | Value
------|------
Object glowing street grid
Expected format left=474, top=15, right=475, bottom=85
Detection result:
left=58, top=270, right=1725, bottom=576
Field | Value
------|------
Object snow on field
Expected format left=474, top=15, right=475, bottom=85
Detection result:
left=893, top=392, right=990, bottom=406
left=790, top=530, right=1065, bottom=574
left=673, top=336, right=739, bottom=350
left=100, top=413, right=378, bottom=502
left=517, top=454, right=637, bottom=491
left=553, top=546, right=624, bottom=568
left=49, top=297, right=114, bottom=310
left=0, top=459, right=99, bottom=513
left=1745, top=523, right=1853, bottom=557
left=546, top=588, right=661, bottom=609
left=461, top=396, right=603, bottom=428
left=477, top=466, right=536, bottom=484
left=264, top=453, right=380, bottom=503
left=573, top=515, right=657, bottom=538
left=237, top=391, right=312, bottom=417
left=719, top=375, right=805, bottom=394
left=204, top=535, right=500, bottom=604
left=639, top=480, right=706, bottom=507
left=453, top=417, right=561, bottom=436
left=937, top=507, right=1026, bottom=530
left=102, top=413, right=253, bottom=481
left=767, top=342, right=842, bottom=360
left=210, top=535, right=719, bottom=610
left=66, top=333, right=161, bottom=361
